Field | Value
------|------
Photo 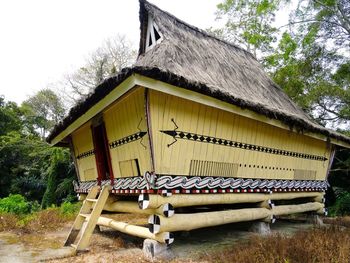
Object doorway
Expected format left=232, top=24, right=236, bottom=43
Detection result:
left=92, top=123, right=114, bottom=185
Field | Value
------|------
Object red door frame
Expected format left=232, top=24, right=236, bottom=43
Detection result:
left=92, top=123, right=114, bottom=186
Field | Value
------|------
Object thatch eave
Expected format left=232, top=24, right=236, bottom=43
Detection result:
left=46, top=0, right=350, bottom=146
left=47, top=66, right=350, bottom=145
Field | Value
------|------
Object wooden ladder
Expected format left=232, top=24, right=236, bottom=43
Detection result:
left=64, top=185, right=111, bottom=251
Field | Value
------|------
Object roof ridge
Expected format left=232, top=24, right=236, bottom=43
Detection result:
left=140, top=0, right=257, bottom=61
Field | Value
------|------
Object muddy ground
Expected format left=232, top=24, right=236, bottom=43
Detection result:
left=0, top=213, right=317, bottom=263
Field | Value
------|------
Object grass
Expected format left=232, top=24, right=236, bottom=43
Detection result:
left=1, top=198, right=350, bottom=263
left=199, top=225, right=350, bottom=263
left=0, top=202, right=80, bottom=233
left=323, top=216, right=350, bottom=228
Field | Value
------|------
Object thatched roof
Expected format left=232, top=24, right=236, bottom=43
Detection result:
left=47, top=0, right=350, bottom=145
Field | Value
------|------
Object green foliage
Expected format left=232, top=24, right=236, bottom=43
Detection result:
left=215, top=0, right=350, bottom=128
left=327, top=148, right=350, bottom=215
left=41, top=148, right=76, bottom=208
left=0, top=194, right=31, bottom=215
left=59, top=201, right=80, bottom=217
left=329, top=192, right=350, bottom=216
left=0, top=130, right=52, bottom=199
left=0, top=94, right=76, bottom=207
left=216, top=0, right=282, bottom=57
left=0, top=97, right=23, bottom=136
left=22, top=88, right=65, bottom=139
left=215, top=0, right=350, bottom=212
left=0, top=201, right=80, bottom=232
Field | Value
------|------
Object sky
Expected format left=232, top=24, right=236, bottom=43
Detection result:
left=0, top=0, right=221, bottom=105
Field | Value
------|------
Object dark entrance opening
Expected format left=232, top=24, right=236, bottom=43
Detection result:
left=92, top=123, right=114, bottom=185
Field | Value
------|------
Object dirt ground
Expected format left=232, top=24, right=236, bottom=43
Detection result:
left=0, top=214, right=321, bottom=263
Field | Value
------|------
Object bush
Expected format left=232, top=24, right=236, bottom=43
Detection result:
left=0, top=200, right=79, bottom=232
left=329, top=192, right=350, bottom=216
left=59, top=201, right=80, bottom=218
left=0, top=194, right=31, bottom=214
left=23, top=207, right=66, bottom=232
left=0, top=213, right=18, bottom=231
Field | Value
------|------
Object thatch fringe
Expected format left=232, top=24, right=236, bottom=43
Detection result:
left=47, top=66, right=350, bottom=144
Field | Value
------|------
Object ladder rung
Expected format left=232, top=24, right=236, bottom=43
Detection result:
left=86, top=198, right=98, bottom=202
left=80, top=213, right=90, bottom=218
left=66, top=185, right=111, bottom=251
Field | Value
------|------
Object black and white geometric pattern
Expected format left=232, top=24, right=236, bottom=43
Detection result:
left=138, top=193, right=150, bottom=209
left=154, top=175, right=328, bottom=191
left=148, top=214, right=161, bottom=234
left=164, top=232, right=174, bottom=245
left=323, top=208, right=328, bottom=216
left=138, top=195, right=174, bottom=217
left=109, top=131, right=147, bottom=149
left=161, top=130, right=328, bottom=161
left=162, top=203, right=174, bottom=217
left=74, top=175, right=328, bottom=194
left=113, top=176, right=148, bottom=189
left=76, top=149, right=95, bottom=160
left=267, top=199, right=275, bottom=209
left=266, top=214, right=276, bottom=224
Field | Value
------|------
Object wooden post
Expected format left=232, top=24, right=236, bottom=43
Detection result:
left=104, top=201, right=175, bottom=217
left=148, top=202, right=324, bottom=234
left=97, top=216, right=174, bottom=245
left=148, top=208, right=271, bottom=233
left=139, top=192, right=324, bottom=209
left=272, top=202, right=324, bottom=216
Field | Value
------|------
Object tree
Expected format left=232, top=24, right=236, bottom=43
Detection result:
left=61, top=34, right=137, bottom=105
left=216, top=0, right=284, bottom=58
left=0, top=95, right=75, bottom=206
left=215, top=0, right=350, bottom=128
left=41, top=147, right=76, bottom=208
left=214, top=0, right=350, bottom=213
left=22, top=88, right=65, bottom=139
left=289, top=0, right=349, bottom=57
left=0, top=96, right=23, bottom=136
left=283, top=0, right=350, bottom=127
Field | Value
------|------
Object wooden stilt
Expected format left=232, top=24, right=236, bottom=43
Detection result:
left=138, top=192, right=324, bottom=210
left=148, top=202, right=324, bottom=233
left=97, top=216, right=174, bottom=245
left=104, top=201, right=175, bottom=217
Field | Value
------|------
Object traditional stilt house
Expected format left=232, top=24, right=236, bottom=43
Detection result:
left=48, top=0, right=350, bottom=251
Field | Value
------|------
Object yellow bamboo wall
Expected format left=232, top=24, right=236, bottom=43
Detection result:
left=103, top=88, right=152, bottom=178
left=71, top=121, right=97, bottom=181
left=149, top=90, right=331, bottom=180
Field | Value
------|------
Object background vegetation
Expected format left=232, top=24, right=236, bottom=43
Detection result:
left=0, top=0, right=349, bottom=224
left=214, top=0, right=350, bottom=214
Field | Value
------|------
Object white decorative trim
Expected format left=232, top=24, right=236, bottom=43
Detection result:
left=74, top=175, right=328, bottom=193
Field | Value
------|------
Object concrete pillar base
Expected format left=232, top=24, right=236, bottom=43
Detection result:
left=307, top=214, right=324, bottom=226
left=249, top=221, right=271, bottom=235
left=143, top=239, right=174, bottom=261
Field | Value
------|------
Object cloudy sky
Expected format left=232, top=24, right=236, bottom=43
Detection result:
left=0, top=0, right=221, bottom=104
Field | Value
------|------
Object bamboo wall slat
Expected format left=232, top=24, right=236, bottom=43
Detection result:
left=103, top=88, right=152, bottom=178
left=71, top=122, right=97, bottom=181
left=149, top=90, right=331, bottom=180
